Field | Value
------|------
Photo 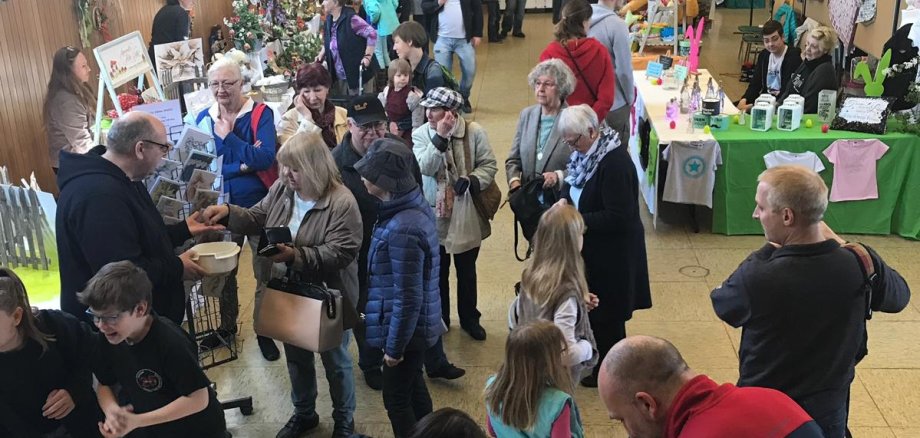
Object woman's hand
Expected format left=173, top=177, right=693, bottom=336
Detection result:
left=542, top=171, right=559, bottom=188
left=186, top=211, right=226, bottom=236
left=42, top=389, right=75, bottom=420
left=384, top=354, right=403, bottom=367
left=410, top=87, right=424, bottom=98
left=294, top=94, right=314, bottom=121
left=361, top=54, right=373, bottom=68
left=436, top=111, right=457, bottom=138
left=269, top=244, right=296, bottom=263
left=201, top=205, right=231, bottom=226
left=586, top=293, right=599, bottom=311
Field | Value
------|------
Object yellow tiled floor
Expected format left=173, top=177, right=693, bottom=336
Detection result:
left=211, top=8, right=920, bottom=437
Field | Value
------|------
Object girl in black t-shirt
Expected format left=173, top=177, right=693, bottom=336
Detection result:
left=0, top=267, right=102, bottom=438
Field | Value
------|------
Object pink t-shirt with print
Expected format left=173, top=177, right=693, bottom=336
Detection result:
left=823, top=139, right=889, bottom=202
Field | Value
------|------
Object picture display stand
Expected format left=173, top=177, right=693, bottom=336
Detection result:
left=92, top=31, right=166, bottom=144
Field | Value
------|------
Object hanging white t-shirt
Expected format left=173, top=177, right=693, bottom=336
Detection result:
left=438, top=0, right=466, bottom=39
left=662, top=140, right=722, bottom=208
left=288, top=194, right=317, bottom=236
left=763, top=150, right=825, bottom=173
left=766, top=46, right=787, bottom=95
left=823, top=139, right=889, bottom=202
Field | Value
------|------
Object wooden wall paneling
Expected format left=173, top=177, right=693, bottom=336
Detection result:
left=0, top=0, right=234, bottom=193
left=798, top=0, right=904, bottom=57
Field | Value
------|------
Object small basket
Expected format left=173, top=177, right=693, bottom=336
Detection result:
left=259, top=82, right=291, bottom=102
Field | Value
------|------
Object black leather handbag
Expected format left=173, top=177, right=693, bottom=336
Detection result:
left=508, top=176, right=559, bottom=261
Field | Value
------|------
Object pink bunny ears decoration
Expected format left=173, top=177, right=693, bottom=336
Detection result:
left=685, top=18, right=704, bottom=74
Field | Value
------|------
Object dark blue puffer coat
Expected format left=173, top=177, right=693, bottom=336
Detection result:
left=365, top=188, right=444, bottom=359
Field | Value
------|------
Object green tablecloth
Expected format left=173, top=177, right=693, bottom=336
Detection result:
left=710, top=118, right=920, bottom=239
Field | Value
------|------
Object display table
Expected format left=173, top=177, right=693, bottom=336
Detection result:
left=630, top=68, right=920, bottom=240
left=711, top=122, right=920, bottom=239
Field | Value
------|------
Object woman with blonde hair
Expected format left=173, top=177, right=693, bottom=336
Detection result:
left=509, top=203, right=598, bottom=383
left=484, top=321, right=585, bottom=438
left=779, top=26, right=839, bottom=113
left=202, top=130, right=362, bottom=438
left=0, top=267, right=102, bottom=437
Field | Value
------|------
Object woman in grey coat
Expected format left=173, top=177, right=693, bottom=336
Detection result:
left=506, top=59, right=576, bottom=194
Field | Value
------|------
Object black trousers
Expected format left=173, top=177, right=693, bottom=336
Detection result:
left=486, top=2, right=501, bottom=40
left=382, top=348, right=432, bottom=438
left=438, top=245, right=481, bottom=327
left=589, top=314, right=626, bottom=376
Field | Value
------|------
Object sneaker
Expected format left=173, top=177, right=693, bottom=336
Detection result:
left=427, top=363, right=466, bottom=380
left=275, top=413, right=319, bottom=438
left=580, top=373, right=598, bottom=388
left=257, top=335, right=281, bottom=361
left=199, top=329, right=235, bottom=351
left=363, top=368, right=383, bottom=391
left=461, top=322, right=487, bottom=341
left=512, top=31, right=526, bottom=38
left=462, top=101, right=473, bottom=114
left=499, top=30, right=508, bottom=40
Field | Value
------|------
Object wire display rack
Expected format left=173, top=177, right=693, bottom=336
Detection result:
left=185, top=280, right=254, bottom=416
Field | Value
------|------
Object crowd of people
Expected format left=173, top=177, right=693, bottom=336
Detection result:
left=6, top=0, right=912, bottom=437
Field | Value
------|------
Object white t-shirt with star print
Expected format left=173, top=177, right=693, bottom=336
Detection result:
left=662, top=140, right=722, bottom=208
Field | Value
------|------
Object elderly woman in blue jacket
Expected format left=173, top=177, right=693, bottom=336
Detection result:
left=356, top=138, right=446, bottom=438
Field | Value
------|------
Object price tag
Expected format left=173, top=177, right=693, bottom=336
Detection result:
left=658, top=55, right=674, bottom=70
left=646, top=62, right=664, bottom=78
left=674, top=65, right=689, bottom=83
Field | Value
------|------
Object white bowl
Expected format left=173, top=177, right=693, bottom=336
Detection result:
left=190, top=242, right=241, bottom=275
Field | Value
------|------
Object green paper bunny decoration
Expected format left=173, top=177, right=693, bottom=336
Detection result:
left=854, top=49, right=892, bottom=97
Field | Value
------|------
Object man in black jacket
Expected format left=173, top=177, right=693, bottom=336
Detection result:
left=56, top=112, right=221, bottom=324
left=332, top=96, right=465, bottom=391
left=711, top=165, right=911, bottom=438
left=421, top=0, right=483, bottom=113
left=738, top=20, right=802, bottom=111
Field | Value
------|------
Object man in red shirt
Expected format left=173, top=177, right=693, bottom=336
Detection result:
left=597, top=335, right=824, bottom=438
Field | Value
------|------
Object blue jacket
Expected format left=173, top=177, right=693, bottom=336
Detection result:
left=365, top=188, right=444, bottom=358
left=195, top=100, right=277, bottom=208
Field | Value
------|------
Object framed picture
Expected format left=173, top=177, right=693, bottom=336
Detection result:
left=154, top=38, right=205, bottom=83
left=94, top=31, right=154, bottom=88
left=830, top=96, right=895, bottom=135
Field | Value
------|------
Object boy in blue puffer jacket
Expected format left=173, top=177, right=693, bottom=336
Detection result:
left=355, top=138, right=445, bottom=438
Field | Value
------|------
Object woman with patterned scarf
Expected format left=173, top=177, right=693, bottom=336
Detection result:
left=557, top=104, right=651, bottom=388
left=279, top=63, right=349, bottom=150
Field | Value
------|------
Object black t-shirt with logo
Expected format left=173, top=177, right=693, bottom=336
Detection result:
left=93, top=316, right=226, bottom=438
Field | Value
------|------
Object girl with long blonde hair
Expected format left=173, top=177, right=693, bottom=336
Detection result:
left=509, top=203, right=598, bottom=382
left=484, top=321, right=585, bottom=438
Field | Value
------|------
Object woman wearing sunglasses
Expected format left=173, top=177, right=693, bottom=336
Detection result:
left=43, top=46, right=95, bottom=174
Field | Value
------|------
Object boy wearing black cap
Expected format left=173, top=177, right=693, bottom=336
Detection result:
left=355, top=139, right=446, bottom=437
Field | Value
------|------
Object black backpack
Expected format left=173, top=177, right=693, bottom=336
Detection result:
left=508, top=176, right=559, bottom=261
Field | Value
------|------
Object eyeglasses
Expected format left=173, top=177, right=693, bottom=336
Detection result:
left=85, top=309, right=127, bottom=325
left=143, top=139, right=174, bottom=154
left=208, top=79, right=241, bottom=90
left=563, top=134, right=583, bottom=147
left=534, top=81, right=557, bottom=89
left=357, top=122, right=386, bottom=134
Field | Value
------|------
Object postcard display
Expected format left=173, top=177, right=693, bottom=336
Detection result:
left=92, top=31, right=166, bottom=143
left=146, top=125, right=224, bottom=225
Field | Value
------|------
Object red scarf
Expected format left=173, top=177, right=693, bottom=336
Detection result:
left=310, top=100, right=338, bottom=149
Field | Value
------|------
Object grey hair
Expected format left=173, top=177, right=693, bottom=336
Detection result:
left=528, top=59, right=576, bottom=101
left=557, top=104, right=598, bottom=136
left=106, top=114, right=157, bottom=155
left=208, top=57, right=243, bottom=81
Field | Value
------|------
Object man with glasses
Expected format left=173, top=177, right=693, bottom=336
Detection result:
left=332, top=95, right=466, bottom=390
left=56, top=111, right=223, bottom=325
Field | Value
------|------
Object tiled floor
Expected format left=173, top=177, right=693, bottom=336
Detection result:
left=210, top=8, right=920, bottom=437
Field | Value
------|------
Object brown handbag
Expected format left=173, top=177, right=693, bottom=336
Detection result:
left=255, top=276, right=344, bottom=353
left=461, top=120, right=502, bottom=221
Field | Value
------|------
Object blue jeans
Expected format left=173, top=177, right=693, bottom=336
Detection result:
left=433, top=36, right=476, bottom=99
left=284, top=330, right=356, bottom=431
left=501, top=0, right=527, bottom=34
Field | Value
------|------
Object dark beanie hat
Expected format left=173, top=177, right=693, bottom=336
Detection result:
left=354, top=138, right=418, bottom=193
